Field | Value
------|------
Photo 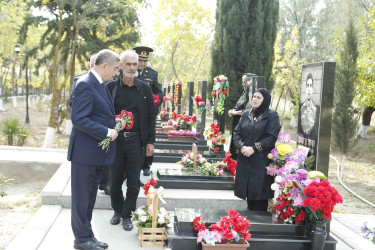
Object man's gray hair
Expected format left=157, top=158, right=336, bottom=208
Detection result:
left=95, top=49, right=120, bottom=66
left=120, top=50, right=138, bottom=63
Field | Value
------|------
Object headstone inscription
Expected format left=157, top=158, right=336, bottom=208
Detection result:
left=297, top=62, right=336, bottom=176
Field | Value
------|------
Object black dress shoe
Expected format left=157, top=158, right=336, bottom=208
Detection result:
left=99, top=185, right=110, bottom=195
left=91, top=237, right=108, bottom=249
left=110, top=213, right=121, bottom=225
left=74, top=239, right=104, bottom=250
left=143, top=168, right=151, bottom=176
left=123, top=217, right=133, bottom=231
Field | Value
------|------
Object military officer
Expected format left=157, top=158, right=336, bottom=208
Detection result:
left=133, top=46, right=163, bottom=176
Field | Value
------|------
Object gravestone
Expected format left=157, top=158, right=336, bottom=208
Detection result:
left=188, top=82, right=194, bottom=116
left=297, top=62, right=336, bottom=176
left=198, top=81, right=207, bottom=144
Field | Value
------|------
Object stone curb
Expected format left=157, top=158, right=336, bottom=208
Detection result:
left=5, top=205, right=62, bottom=250
left=330, top=217, right=375, bottom=250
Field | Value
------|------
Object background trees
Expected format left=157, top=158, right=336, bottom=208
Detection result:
left=210, top=0, right=279, bottom=129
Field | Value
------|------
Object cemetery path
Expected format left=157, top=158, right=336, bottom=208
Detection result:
left=0, top=103, right=374, bottom=248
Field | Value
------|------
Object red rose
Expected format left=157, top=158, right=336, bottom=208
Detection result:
left=223, top=90, right=227, bottom=95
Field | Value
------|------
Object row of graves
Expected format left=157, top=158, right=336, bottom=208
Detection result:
left=137, top=62, right=340, bottom=249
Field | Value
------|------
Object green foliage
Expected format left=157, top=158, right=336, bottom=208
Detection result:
left=0, top=119, right=31, bottom=146
left=0, top=174, right=13, bottom=197
left=332, top=18, right=359, bottom=155
left=272, top=28, right=306, bottom=113
left=210, top=0, right=279, bottom=129
left=357, top=8, right=375, bottom=108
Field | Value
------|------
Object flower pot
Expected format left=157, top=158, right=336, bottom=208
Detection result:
left=201, top=239, right=249, bottom=250
left=310, top=219, right=327, bottom=250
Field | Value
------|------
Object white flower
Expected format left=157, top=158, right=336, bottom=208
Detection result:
left=159, top=207, right=167, bottom=215
left=200, top=159, right=204, bottom=163
left=140, top=216, right=147, bottom=222
left=275, top=176, right=283, bottom=183
left=158, top=216, right=165, bottom=224
left=271, top=183, right=279, bottom=191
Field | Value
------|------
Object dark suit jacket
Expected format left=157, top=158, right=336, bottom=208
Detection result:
left=67, top=71, right=116, bottom=165
left=107, top=77, right=156, bottom=147
left=138, top=67, right=163, bottom=109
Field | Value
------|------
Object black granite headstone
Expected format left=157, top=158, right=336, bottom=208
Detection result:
left=297, top=62, right=336, bottom=176
left=188, top=82, right=194, bottom=116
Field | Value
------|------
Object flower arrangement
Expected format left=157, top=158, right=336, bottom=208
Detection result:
left=212, top=75, right=229, bottom=115
left=222, top=151, right=237, bottom=175
left=159, top=108, right=168, bottom=120
left=177, top=152, right=208, bottom=169
left=204, top=123, right=226, bottom=147
left=174, top=81, right=182, bottom=105
left=270, top=168, right=343, bottom=224
left=161, top=119, right=178, bottom=129
left=178, top=114, right=197, bottom=130
left=362, top=222, right=375, bottom=244
left=194, top=95, right=206, bottom=115
left=193, top=209, right=251, bottom=246
left=266, top=133, right=308, bottom=176
left=153, top=94, right=160, bottom=107
left=166, top=130, right=200, bottom=137
left=132, top=205, right=171, bottom=228
left=196, top=161, right=223, bottom=176
left=98, top=110, right=134, bottom=152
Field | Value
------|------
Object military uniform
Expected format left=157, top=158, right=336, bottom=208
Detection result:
left=134, top=46, right=163, bottom=175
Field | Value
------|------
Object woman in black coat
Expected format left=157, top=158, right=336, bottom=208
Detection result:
left=228, top=74, right=250, bottom=160
left=233, top=88, right=281, bottom=211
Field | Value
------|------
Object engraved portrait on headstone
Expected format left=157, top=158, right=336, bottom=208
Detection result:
left=300, top=73, right=318, bottom=137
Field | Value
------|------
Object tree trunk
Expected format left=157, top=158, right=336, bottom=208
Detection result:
left=275, top=87, right=284, bottom=111
left=339, top=155, right=346, bottom=181
left=42, top=126, right=56, bottom=148
left=356, top=106, right=374, bottom=138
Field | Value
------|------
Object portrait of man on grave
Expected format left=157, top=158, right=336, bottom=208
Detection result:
left=300, top=73, right=318, bottom=137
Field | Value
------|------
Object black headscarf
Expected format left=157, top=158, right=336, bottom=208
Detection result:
left=253, top=88, right=271, bottom=116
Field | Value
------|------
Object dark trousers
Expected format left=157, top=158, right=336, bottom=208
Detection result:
left=247, top=199, right=269, bottom=211
left=98, top=165, right=109, bottom=188
left=71, top=162, right=105, bottom=243
left=109, top=135, right=143, bottom=218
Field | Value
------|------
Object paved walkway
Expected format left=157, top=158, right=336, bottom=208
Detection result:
left=1, top=146, right=375, bottom=249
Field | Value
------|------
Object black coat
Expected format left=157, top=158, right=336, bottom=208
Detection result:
left=106, top=77, right=156, bottom=147
left=233, top=109, right=281, bottom=200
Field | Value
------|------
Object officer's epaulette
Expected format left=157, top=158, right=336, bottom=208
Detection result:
left=146, top=66, right=157, bottom=74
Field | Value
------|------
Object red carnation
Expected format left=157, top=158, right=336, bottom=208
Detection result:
left=214, top=147, right=219, bottom=153
left=223, top=90, right=227, bottom=95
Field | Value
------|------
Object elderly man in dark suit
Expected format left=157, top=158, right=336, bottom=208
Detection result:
left=106, top=50, right=156, bottom=231
left=68, top=49, right=120, bottom=250
left=133, top=46, right=163, bottom=176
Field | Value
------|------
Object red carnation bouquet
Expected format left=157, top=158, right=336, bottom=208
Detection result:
left=223, top=151, right=237, bottom=175
left=204, top=123, right=226, bottom=147
left=302, top=180, right=343, bottom=220
left=153, top=94, right=160, bottom=107
left=98, top=110, right=134, bottom=152
left=194, top=95, right=206, bottom=114
left=193, top=209, right=251, bottom=246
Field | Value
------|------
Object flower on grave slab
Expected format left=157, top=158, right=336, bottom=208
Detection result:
left=193, top=209, right=251, bottom=246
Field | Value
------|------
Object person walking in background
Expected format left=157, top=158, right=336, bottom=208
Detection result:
left=106, top=50, right=156, bottom=231
left=133, top=46, right=163, bottom=177
left=233, top=88, right=281, bottom=211
left=228, top=74, right=251, bottom=160
left=68, top=49, right=120, bottom=250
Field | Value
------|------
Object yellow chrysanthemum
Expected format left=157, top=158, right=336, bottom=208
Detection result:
left=276, top=143, right=293, bottom=156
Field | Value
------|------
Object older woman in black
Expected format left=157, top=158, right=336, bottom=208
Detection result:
left=233, top=88, right=281, bottom=211
left=228, top=74, right=250, bottom=160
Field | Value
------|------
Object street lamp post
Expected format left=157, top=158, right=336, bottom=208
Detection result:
left=14, top=44, right=30, bottom=124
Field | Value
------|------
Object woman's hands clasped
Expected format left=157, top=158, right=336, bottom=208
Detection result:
left=241, top=146, right=255, bottom=157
